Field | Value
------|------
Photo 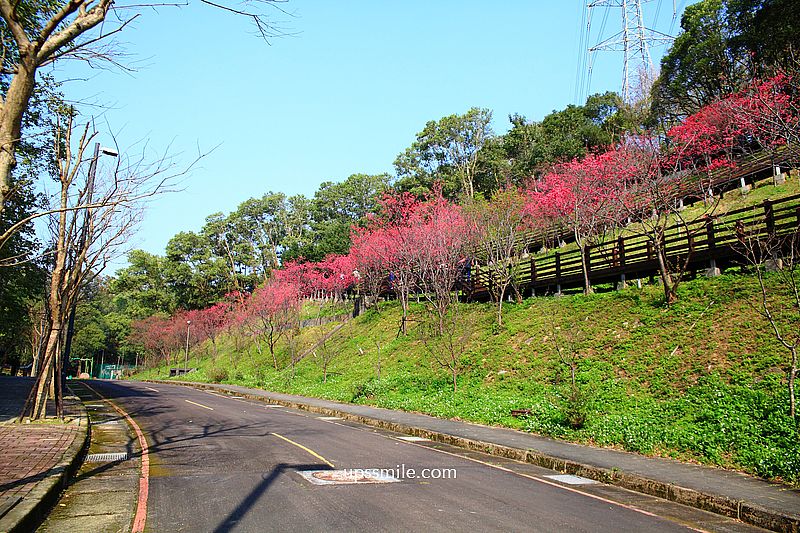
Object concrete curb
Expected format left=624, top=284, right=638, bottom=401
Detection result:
left=152, top=379, right=799, bottom=533
left=0, top=389, right=90, bottom=533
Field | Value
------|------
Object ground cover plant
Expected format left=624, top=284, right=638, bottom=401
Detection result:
left=133, top=271, right=800, bottom=484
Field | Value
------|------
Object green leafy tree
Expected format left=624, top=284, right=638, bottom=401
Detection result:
left=653, top=0, right=747, bottom=121
left=472, top=136, right=511, bottom=196
left=539, top=92, right=623, bottom=163
left=286, top=173, right=390, bottom=261
left=394, top=107, right=493, bottom=199
left=726, top=0, right=800, bottom=73
left=111, top=250, right=175, bottom=317
left=502, top=114, right=550, bottom=181
left=0, top=177, right=45, bottom=370
left=279, top=194, right=313, bottom=261
left=164, top=231, right=228, bottom=309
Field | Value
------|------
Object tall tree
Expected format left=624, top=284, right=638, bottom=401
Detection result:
left=394, top=107, right=493, bottom=199
left=502, top=114, right=549, bottom=181
left=112, top=250, right=176, bottom=318
left=726, top=0, right=800, bottom=75
left=164, top=231, right=228, bottom=310
left=539, top=92, right=624, bottom=164
left=652, top=0, right=748, bottom=121
left=23, top=115, right=174, bottom=419
left=467, top=187, right=529, bottom=325
left=0, top=175, right=45, bottom=371
left=306, top=173, right=391, bottom=260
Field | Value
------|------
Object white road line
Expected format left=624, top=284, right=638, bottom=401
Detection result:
left=184, top=399, right=214, bottom=411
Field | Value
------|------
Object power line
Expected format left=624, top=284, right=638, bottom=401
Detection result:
left=584, top=0, right=676, bottom=103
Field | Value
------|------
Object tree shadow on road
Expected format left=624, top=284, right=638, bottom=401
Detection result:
left=212, top=462, right=331, bottom=533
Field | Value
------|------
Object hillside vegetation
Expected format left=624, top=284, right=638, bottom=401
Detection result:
left=133, top=270, right=800, bottom=484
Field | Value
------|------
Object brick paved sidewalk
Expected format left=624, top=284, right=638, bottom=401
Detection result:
left=0, top=377, right=88, bottom=531
left=0, top=425, right=81, bottom=502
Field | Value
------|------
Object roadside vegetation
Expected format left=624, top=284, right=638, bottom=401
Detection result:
left=132, top=272, right=800, bottom=484
left=3, top=0, right=798, bottom=486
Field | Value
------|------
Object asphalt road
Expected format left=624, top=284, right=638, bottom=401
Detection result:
left=85, top=380, right=754, bottom=533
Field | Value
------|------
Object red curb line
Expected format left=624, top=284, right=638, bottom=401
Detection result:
left=83, top=382, right=150, bottom=533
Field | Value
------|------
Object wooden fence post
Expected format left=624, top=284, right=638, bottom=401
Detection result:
left=706, top=218, right=716, bottom=250
left=706, top=218, right=720, bottom=276
left=764, top=199, right=775, bottom=236
left=616, top=237, right=626, bottom=290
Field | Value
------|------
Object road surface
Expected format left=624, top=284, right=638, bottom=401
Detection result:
left=81, top=380, right=759, bottom=532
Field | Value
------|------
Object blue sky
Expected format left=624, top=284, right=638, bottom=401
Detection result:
left=52, top=1, right=692, bottom=273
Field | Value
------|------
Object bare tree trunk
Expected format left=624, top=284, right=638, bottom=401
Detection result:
left=32, top=327, right=61, bottom=419
left=655, top=245, right=676, bottom=303
left=575, top=228, right=593, bottom=296
left=579, top=246, right=593, bottom=296
left=0, top=59, right=37, bottom=216
left=497, top=288, right=505, bottom=326
left=29, top=167, right=70, bottom=419
left=400, top=295, right=408, bottom=335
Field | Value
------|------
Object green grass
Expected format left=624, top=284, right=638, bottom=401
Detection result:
left=132, top=271, right=800, bottom=484
left=300, top=300, right=352, bottom=321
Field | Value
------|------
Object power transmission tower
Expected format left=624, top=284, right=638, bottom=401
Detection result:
left=585, top=0, right=675, bottom=103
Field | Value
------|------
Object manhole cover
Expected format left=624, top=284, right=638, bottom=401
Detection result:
left=543, top=474, right=598, bottom=485
left=298, top=469, right=401, bottom=485
left=86, top=452, right=128, bottom=462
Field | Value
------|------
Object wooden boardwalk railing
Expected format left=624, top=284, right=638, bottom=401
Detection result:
left=468, top=193, right=800, bottom=299
left=509, top=148, right=798, bottom=255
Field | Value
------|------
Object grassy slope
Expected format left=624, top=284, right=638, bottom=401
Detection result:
left=134, top=274, right=800, bottom=483
left=131, top=179, right=800, bottom=483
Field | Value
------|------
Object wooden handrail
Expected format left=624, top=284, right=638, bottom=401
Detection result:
left=466, top=192, right=800, bottom=297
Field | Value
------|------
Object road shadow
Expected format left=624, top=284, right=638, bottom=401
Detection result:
left=213, top=463, right=331, bottom=533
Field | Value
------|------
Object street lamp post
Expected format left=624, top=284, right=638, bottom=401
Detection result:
left=62, top=142, right=119, bottom=372
left=184, top=320, right=192, bottom=374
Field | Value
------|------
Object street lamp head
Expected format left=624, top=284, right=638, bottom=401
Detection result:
left=100, top=147, right=119, bottom=157
left=187, top=320, right=191, bottom=325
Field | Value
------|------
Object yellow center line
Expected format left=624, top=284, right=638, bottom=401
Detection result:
left=271, top=432, right=335, bottom=468
left=184, top=399, right=214, bottom=411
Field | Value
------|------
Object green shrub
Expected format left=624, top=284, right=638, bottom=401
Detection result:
left=207, top=367, right=228, bottom=383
